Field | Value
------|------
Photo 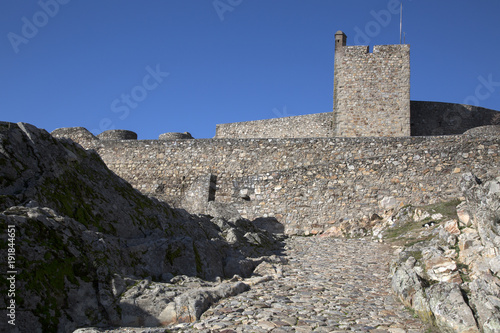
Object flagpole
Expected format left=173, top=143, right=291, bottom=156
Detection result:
left=400, top=1, right=403, bottom=44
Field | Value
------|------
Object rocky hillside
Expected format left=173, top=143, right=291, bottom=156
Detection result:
left=0, top=122, right=282, bottom=332
left=387, top=174, right=500, bottom=332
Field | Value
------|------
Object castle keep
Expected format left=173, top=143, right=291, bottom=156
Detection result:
left=333, top=31, right=410, bottom=137
left=53, top=32, right=500, bottom=235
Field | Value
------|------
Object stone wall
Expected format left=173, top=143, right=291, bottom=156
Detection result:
left=333, top=43, right=411, bottom=137
left=213, top=102, right=499, bottom=139
left=214, top=112, right=333, bottom=138
left=58, top=130, right=500, bottom=235
left=410, top=101, right=500, bottom=136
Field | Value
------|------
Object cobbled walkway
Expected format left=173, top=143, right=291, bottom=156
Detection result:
left=183, top=237, right=426, bottom=333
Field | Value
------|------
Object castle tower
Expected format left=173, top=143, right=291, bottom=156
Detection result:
left=332, top=31, right=411, bottom=137
left=333, top=31, right=347, bottom=129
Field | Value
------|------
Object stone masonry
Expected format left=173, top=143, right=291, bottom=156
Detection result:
left=333, top=31, right=411, bottom=137
left=52, top=128, right=500, bottom=235
left=215, top=112, right=333, bottom=139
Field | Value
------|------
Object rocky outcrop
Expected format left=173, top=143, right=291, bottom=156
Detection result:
left=391, top=257, right=433, bottom=323
left=461, top=173, right=500, bottom=332
left=157, top=280, right=249, bottom=325
left=108, top=275, right=250, bottom=327
left=390, top=173, right=500, bottom=332
left=427, top=283, right=479, bottom=333
left=0, top=122, right=282, bottom=332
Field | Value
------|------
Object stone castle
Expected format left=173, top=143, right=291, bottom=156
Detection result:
left=53, top=31, right=500, bottom=235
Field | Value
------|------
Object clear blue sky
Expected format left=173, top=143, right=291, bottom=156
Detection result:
left=2, top=0, right=499, bottom=139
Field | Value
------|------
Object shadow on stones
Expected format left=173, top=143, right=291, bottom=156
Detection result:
left=252, top=217, right=285, bottom=235
left=112, top=304, right=162, bottom=328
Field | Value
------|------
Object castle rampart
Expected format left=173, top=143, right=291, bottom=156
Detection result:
left=215, top=112, right=333, bottom=139
left=410, top=101, right=500, bottom=136
left=54, top=129, right=500, bottom=235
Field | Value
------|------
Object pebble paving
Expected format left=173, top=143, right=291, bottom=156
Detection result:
left=175, top=236, right=426, bottom=332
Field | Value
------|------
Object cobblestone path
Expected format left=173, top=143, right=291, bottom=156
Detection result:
left=186, top=237, right=426, bottom=333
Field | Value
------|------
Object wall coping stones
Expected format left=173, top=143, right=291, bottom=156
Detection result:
left=159, top=132, right=194, bottom=140
left=97, top=129, right=138, bottom=141
left=464, top=125, right=500, bottom=137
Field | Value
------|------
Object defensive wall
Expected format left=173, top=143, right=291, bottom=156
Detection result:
left=410, top=101, right=500, bottom=136
left=215, top=101, right=500, bottom=139
left=215, top=112, right=333, bottom=139
left=53, top=128, right=500, bottom=235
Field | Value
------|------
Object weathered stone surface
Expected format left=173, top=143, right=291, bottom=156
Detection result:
left=73, top=237, right=427, bottom=333
left=461, top=173, right=500, bottom=249
left=111, top=276, right=251, bottom=327
left=426, top=283, right=479, bottom=333
left=215, top=112, right=334, bottom=139
left=194, top=237, right=426, bottom=332
left=206, top=201, right=242, bottom=221
left=458, top=228, right=484, bottom=267
left=424, top=256, right=461, bottom=284
left=434, top=225, right=459, bottom=247
left=444, top=219, right=460, bottom=235
left=456, top=201, right=472, bottom=227
left=158, top=281, right=249, bottom=325
left=51, top=126, right=98, bottom=148
left=251, top=256, right=284, bottom=279
left=380, top=196, right=398, bottom=211
left=469, top=274, right=500, bottom=333
left=391, top=258, right=433, bottom=323
left=413, top=208, right=431, bottom=222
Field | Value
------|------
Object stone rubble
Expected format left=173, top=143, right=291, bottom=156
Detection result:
left=78, top=237, right=427, bottom=333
